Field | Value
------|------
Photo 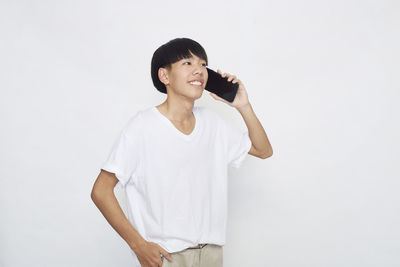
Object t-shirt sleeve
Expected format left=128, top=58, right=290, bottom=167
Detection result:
left=224, top=119, right=252, bottom=169
left=101, top=112, right=142, bottom=187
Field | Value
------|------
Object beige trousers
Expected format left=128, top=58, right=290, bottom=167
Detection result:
left=162, top=244, right=223, bottom=267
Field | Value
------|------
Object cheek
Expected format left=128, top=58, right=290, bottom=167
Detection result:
left=171, top=74, right=184, bottom=85
left=180, top=73, right=190, bottom=84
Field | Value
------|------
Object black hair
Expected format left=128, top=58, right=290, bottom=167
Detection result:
left=151, top=37, right=208, bottom=94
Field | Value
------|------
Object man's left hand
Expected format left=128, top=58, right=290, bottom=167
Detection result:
left=209, top=69, right=250, bottom=109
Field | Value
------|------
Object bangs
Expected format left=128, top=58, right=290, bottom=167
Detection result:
left=162, top=44, right=208, bottom=67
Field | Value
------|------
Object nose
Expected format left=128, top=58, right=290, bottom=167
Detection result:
left=193, top=63, right=204, bottom=75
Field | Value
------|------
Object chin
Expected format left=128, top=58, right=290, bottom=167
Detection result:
left=193, top=90, right=203, bottom=99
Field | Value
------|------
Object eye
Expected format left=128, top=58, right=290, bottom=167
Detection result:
left=184, top=61, right=191, bottom=65
left=202, top=63, right=207, bottom=67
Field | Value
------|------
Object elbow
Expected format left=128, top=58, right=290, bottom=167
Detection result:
left=261, top=148, right=273, bottom=159
left=91, top=170, right=117, bottom=202
left=91, top=187, right=108, bottom=207
left=90, top=181, right=115, bottom=203
left=90, top=184, right=105, bottom=203
left=91, top=187, right=99, bottom=202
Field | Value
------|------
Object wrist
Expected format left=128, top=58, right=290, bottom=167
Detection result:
left=129, top=238, right=147, bottom=252
left=237, top=103, right=252, bottom=112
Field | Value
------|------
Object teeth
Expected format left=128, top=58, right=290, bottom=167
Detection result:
left=190, top=81, right=202, bottom=85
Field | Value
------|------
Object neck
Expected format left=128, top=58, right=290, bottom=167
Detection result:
left=157, top=97, right=194, bottom=123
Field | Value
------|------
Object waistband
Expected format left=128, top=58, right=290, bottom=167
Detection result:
left=187, top=243, right=208, bottom=249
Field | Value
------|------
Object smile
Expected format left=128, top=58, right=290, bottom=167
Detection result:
left=189, top=81, right=203, bottom=88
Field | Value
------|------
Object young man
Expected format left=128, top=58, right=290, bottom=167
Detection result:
left=91, top=37, right=273, bottom=267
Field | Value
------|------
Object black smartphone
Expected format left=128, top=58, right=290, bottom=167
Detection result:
left=205, top=67, right=239, bottom=103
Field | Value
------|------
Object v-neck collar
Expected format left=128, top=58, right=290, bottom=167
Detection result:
left=153, top=106, right=200, bottom=141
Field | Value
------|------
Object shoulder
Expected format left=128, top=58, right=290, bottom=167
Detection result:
left=126, top=106, right=157, bottom=126
left=126, top=110, right=143, bottom=128
left=122, top=109, right=147, bottom=139
left=195, top=105, right=223, bottom=122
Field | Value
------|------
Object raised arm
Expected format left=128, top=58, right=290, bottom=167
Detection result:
left=210, top=69, right=273, bottom=159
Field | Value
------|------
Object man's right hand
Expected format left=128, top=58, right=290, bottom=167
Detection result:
left=91, top=171, right=173, bottom=266
left=134, top=241, right=173, bottom=267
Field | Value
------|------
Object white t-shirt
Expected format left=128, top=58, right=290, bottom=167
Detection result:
left=101, top=105, right=252, bottom=265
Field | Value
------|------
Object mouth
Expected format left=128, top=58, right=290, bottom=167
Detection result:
left=188, top=79, right=204, bottom=88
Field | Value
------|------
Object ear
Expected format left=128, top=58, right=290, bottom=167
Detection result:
left=158, top=67, right=169, bottom=86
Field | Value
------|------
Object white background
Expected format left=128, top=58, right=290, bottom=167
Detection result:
left=1, top=0, right=399, bottom=266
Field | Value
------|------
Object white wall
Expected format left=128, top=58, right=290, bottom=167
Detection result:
left=1, top=0, right=399, bottom=266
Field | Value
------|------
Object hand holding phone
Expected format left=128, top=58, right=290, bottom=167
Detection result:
left=205, top=67, right=239, bottom=103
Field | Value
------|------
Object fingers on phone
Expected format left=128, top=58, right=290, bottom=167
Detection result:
left=228, top=75, right=236, bottom=82
left=217, top=69, right=238, bottom=82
